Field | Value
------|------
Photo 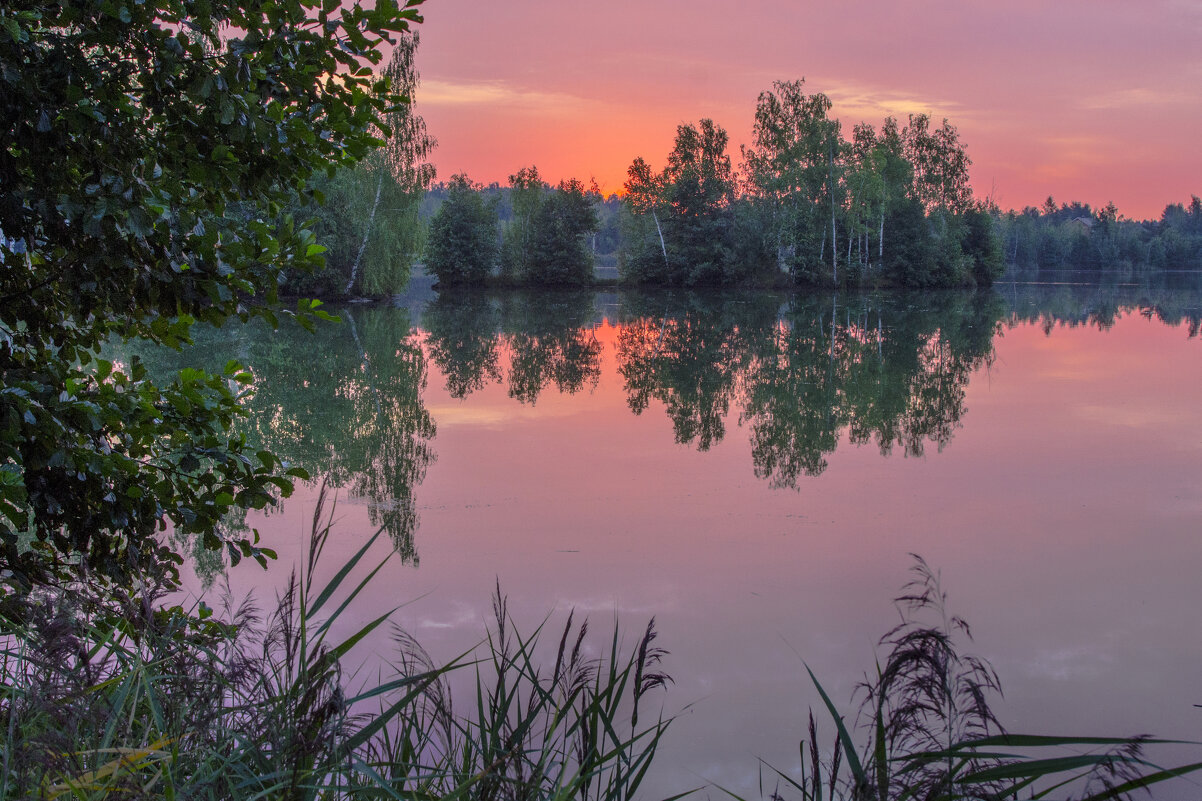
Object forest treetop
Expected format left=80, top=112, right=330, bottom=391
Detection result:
left=621, top=79, right=998, bottom=288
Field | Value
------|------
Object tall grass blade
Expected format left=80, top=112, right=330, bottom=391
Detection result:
left=806, top=664, right=867, bottom=788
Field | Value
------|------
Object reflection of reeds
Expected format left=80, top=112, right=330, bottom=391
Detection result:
left=0, top=486, right=672, bottom=800
left=745, top=555, right=1202, bottom=801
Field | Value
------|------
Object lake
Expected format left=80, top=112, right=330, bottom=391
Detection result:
left=154, top=271, right=1202, bottom=799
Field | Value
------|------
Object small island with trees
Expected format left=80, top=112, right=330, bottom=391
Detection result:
left=423, top=80, right=1005, bottom=290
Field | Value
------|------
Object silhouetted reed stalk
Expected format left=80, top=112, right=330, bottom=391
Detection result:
left=0, top=485, right=674, bottom=800
left=740, top=555, right=1202, bottom=801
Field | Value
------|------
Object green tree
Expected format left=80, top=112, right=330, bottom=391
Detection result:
left=663, top=119, right=738, bottom=284
left=843, top=122, right=885, bottom=276
left=961, top=204, right=1005, bottom=283
left=891, top=114, right=979, bottom=285
left=623, top=120, right=739, bottom=285
left=425, top=174, right=499, bottom=286
left=741, top=80, right=843, bottom=283
left=620, top=157, right=671, bottom=282
left=526, top=179, right=600, bottom=285
left=0, top=0, right=421, bottom=586
left=872, top=117, right=914, bottom=265
left=500, top=165, right=544, bottom=282
left=904, top=114, right=974, bottom=214
left=291, top=32, right=437, bottom=298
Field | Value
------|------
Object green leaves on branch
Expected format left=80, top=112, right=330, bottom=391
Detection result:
left=0, top=340, right=305, bottom=585
left=1, top=0, right=423, bottom=585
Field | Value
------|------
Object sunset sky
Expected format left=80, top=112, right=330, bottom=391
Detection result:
left=412, top=0, right=1201, bottom=220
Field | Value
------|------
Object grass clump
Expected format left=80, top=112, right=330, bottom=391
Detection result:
left=0, top=488, right=674, bottom=800
left=749, top=555, right=1202, bottom=801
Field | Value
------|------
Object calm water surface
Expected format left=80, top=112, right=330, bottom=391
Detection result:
left=159, top=275, right=1202, bottom=798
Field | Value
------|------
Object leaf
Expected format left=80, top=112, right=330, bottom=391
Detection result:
left=806, top=665, right=867, bottom=787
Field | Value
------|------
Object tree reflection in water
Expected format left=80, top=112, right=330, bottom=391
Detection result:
left=422, top=290, right=603, bottom=406
left=615, top=291, right=1003, bottom=488
left=133, top=306, right=435, bottom=569
left=134, top=275, right=1202, bottom=573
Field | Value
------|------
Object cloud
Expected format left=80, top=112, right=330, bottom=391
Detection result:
left=1021, top=643, right=1111, bottom=681
left=421, top=79, right=590, bottom=115
left=415, top=601, right=480, bottom=630
left=423, top=404, right=512, bottom=428
left=819, top=81, right=965, bottom=124
left=1077, top=87, right=1198, bottom=111
left=1077, top=403, right=1183, bottom=430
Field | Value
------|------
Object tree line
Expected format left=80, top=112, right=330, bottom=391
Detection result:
left=424, top=170, right=610, bottom=286
left=267, top=51, right=1201, bottom=298
left=996, top=195, right=1202, bottom=271
left=622, top=84, right=1001, bottom=288
left=422, top=80, right=1005, bottom=291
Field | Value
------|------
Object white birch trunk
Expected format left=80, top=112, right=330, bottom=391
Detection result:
left=651, top=209, right=668, bottom=269
left=345, top=171, right=384, bottom=295
left=831, top=211, right=837, bottom=283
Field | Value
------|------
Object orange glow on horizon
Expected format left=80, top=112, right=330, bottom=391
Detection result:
left=411, top=1, right=1201, bottom=221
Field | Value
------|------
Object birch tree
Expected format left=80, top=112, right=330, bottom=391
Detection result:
left=741, top=80, right=842, bottom=284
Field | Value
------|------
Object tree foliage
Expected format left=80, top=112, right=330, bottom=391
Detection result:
left=620, top=79, right=1000, bottom=288
left=997, top=196, right=1202, bottom=270
left=525, top=179, right=600, bottom=285
left=498, top=169, right=599, bottom=285
left=742, top=80, right=842, bottom=282
left=0, top=0, right=423, bottom=586
left=287, top=31, right=437, bottom=298
left=425, top=174, right=500, bottom=286
left=423, top=291, right=602, bottom=405
left=130, top=308, right=436, bottom=567
left=621, top=119, right=768, bottom=286
left=500, top=165, right=544, bottom=282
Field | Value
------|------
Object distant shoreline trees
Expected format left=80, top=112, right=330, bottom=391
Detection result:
left=997, top=195, right=1202, bottom=271
left=416, top=80, right=1199, bottom=293
left=422, top=79, right=1005, bottom=291
left=425, top=168, right=603, bottom=288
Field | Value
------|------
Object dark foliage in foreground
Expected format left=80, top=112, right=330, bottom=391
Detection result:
left=1, top=0, right=423, bottom=588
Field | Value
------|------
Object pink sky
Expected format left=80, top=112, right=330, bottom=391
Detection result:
left=412, top=0, right=1201, bottom=220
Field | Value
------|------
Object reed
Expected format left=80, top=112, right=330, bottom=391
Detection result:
left=745, top=555, right=1202, bottom=801
left=0, top=487, right=674, bottom=800
left=6, top=511, right=1197, bottom=801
